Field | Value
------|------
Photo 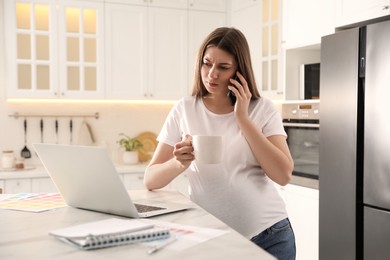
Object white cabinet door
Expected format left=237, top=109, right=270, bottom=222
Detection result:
left=105, top=0, right=187, bottom=9
left=57, top=0, right=105, bottom=99
left=4, top=179, right=31, bottom=193
left=31, top=178, right=58, bottom=193
left=260, top=0, right=284, bottom=100
left=188, top=10, right=226, bottom=93
left=170, top=173, right=189, bottom=197
left=283, top=0, right=335, bottom=49
left=231, top=0, right=260, bottom=11
left=4, top=0, right=57, bottom=98
left=3, top=178, right=57, bottom=193
left=150, top=0, right=187, bottom=9
left=231, top=0, right=284, bottom=100
left=284, top=184, right=319, bottom=260
left=147, top=7, right=188, bottom=99
left=4, top=0, right=104, bottom=99
left=230, top=1, right=262, bottom=93
left=122, top=172, right=145, bottom=190
left=0, top=180, right=5, bottom=194
left=105, top=4, right=188, bottom=100
left=105, top=4, right=148, bottom=99
left=336, top=0, right=390, bottom=27
left=189, top=0, right=226, bottom=12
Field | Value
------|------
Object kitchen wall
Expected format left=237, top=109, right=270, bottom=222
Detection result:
left=0, top=100, right=174, bottom=165
left=0, top=1, right=174, bottom=165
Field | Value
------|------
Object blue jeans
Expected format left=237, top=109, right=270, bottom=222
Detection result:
left=250, top=218, right=296, bottom=260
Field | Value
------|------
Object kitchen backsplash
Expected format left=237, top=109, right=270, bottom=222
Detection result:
left=0, top=99, right=174, bottom=166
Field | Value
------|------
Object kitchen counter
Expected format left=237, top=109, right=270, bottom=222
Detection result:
left=290, top=175, right=319, bottom=189
left=0, top=163, right=148, bottom=180
left=0, top=189, right=275, bottom=260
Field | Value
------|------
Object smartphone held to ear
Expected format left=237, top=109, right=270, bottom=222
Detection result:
left=227, top=88, right=237, bottom=106
left=227, top=76, right=240, bottom=106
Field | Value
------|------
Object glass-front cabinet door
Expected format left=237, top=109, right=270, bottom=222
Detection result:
left=4, top=0, right=103, bottom=99
left=4, top=0, right=56, bottom=98
left=58, top=1, right=103, bottom=98
left=261, top=0, right=284, bottom=99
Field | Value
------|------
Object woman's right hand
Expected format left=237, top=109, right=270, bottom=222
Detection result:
left=173, top=134, right=194, bottom=169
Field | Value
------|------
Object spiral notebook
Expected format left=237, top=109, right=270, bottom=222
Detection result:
left=49, top=218, right=170, bottom=250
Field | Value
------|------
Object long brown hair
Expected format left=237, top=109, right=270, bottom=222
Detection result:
left=191, top=27, right=260, bottom=99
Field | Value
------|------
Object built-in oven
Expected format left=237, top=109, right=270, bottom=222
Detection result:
left=282, top=102, right=320, bottom=189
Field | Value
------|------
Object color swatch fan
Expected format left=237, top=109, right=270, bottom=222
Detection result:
left=0, top=193, right=66, bottom=212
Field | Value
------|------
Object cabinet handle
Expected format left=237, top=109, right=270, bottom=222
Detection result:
left=383, top=5, right=389, bottom=10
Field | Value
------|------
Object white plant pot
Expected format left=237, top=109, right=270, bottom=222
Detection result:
left=122, top=151, right=138, bottom=165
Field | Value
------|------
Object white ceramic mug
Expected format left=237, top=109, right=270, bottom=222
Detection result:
left=192, top=135, right=224, bottom=164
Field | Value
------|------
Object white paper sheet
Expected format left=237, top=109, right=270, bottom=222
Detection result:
left=142, top=219, right=229, bottom=251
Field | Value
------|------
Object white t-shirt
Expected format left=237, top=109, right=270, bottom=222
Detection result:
left=157, top=96, right=288, bottom=238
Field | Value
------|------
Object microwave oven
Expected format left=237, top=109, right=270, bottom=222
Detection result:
left=299, top=63, right=320, bottom=100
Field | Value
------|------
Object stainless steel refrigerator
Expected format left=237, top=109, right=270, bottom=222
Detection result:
left=319, top=18, right=390, bottom=260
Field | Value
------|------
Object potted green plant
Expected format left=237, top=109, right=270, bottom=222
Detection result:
left=117, top=133, right=143, bottom=164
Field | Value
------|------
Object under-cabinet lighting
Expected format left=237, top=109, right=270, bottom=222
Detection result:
left=6, top=98, right=176, bottom=105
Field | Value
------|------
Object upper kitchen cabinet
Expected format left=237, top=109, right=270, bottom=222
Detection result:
left=57, top=1, right=104, bottom=99
left=105, top=2, right=188, bottom=99
left=231, top=0, right=284, bottom=99
left=188, top=2, right=226, bottom=94
left=106, top=0, right=226, bottom=100
left=282, top=0, right=335, bottom=49
left=231, top=0, right=260, bottom=11
left=104, top=4, right=147, bottom=99
left=230, top=0, right=261, bottom=96
left=188, top=0, right=226, bottom=12
left=147, top=7, right=187, bottom=99
left=231, top=0, right=284, bottom=100
left=336, top=0, right=390, bottom=28
left=260, top=0, right=283, bottom=99
left=4, top=0, right=104, bottom=99
left=104, top=0, right=187, bottom=9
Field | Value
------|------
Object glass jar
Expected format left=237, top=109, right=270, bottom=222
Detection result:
left=2, top=150, right=16, bottom=169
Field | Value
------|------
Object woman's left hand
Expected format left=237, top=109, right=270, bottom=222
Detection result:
left=228, top=71, right=252, bottom=123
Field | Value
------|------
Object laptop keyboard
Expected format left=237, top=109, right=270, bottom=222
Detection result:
left=134, top=203, right=166, bottom=213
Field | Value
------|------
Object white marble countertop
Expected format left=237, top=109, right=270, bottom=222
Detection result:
left=0, top=189, right=275, bottom=260
left=0, top=163, right=148, bottom=180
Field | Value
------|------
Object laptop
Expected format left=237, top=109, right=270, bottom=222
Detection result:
left=33, top=143, right=191, bottom=218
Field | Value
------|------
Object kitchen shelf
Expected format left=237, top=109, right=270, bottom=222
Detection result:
left=8, top=112, right=100, bottom=119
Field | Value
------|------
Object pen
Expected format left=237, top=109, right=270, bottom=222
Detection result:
left=147, top=235, right=178, bottom=255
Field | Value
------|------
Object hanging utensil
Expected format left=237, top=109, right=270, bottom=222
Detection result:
left=40, top=119, right=44, bottom=143
left=55, top=119, right=59, bottom=144
left=21, top=119, right=31, bottom=158
left=69, top=119, right=73, bottom=144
